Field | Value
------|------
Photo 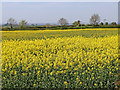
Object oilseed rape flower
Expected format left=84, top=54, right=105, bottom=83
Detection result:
left=76, top=78, right=79, bottom=81
left=1, top=29, right=119, bottom=88
left=64, top=81, right=68, bottom=86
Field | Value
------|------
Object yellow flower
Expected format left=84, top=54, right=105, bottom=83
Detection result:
left=82, top=72, right=84, bottom=75
left=76, top=78, right=79, bottom=81
left=87, top=77, right=89, bottom=80
left=74, top=72, right=77, bottom=75
left=94, top=83, right=97, bottom=86
left=64, top=81, right=68, bottom=85
left=14, top=71, right=17, bottom=75
left=109, top=72, right=112, bottom=74
left=22, top=73, right=27, bottom=76
left=56, top=79, right=58, bottom=81
left=2, top=29, right=118, bottom=88
left=33, top=83, right=36, bottom=86
left=3, top=77, right=5, bottom=79
left=80, top=82, right=82, bottom=85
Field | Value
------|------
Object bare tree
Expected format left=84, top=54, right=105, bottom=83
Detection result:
left=19, top=20, right=27, bottom=28
left=7, top=18, right=16, bottom=29
left=58, top=18, right=68, bottom=26
left=90, top=14, right=100, bottom=25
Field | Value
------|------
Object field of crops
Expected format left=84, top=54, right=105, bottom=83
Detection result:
left=2, top=28, right=119, bottom=88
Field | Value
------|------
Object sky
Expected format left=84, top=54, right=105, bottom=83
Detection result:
left=1, top=0, right=119, bottom=2
left=2, top=2, right=118, bottom=24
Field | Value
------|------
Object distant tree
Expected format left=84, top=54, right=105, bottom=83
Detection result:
left=53, top=24, right=57, bottom=26
left=90, top=14, right=100, bottom=25
left=7, top=18, right=16, bottom=29
left=45, top=23, right=51, bottom=29
left=110, top=22, right=117, bottom=25
left=45, top=23, right=51, bottom=27
left=72, top=20, right=80, bottom=27
left=86, top=24, right=92, bottom=26
left=19, top=20, right=27, bottom=28
left=31, top=24, right=35, bottom=27
left=100, top=22, right=104, bottom=26
left=96, top=23, right=99, bottom=26
left=105, top=22, right=108, bottom=25
left=58, top=18, right=68, bottom=26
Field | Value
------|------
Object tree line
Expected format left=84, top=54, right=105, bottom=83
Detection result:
left=2, top=14, right=119, bottom=31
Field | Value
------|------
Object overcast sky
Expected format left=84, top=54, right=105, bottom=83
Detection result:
left=2, top=2, right=118, bottom=24
left=1, top=0, right=119, bottom=2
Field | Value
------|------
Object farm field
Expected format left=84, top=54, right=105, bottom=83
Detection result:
left=2, top=28, right=119, bottom=88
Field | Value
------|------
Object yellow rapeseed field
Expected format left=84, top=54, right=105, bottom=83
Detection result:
left=2, top=29, right=119, bottom=88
